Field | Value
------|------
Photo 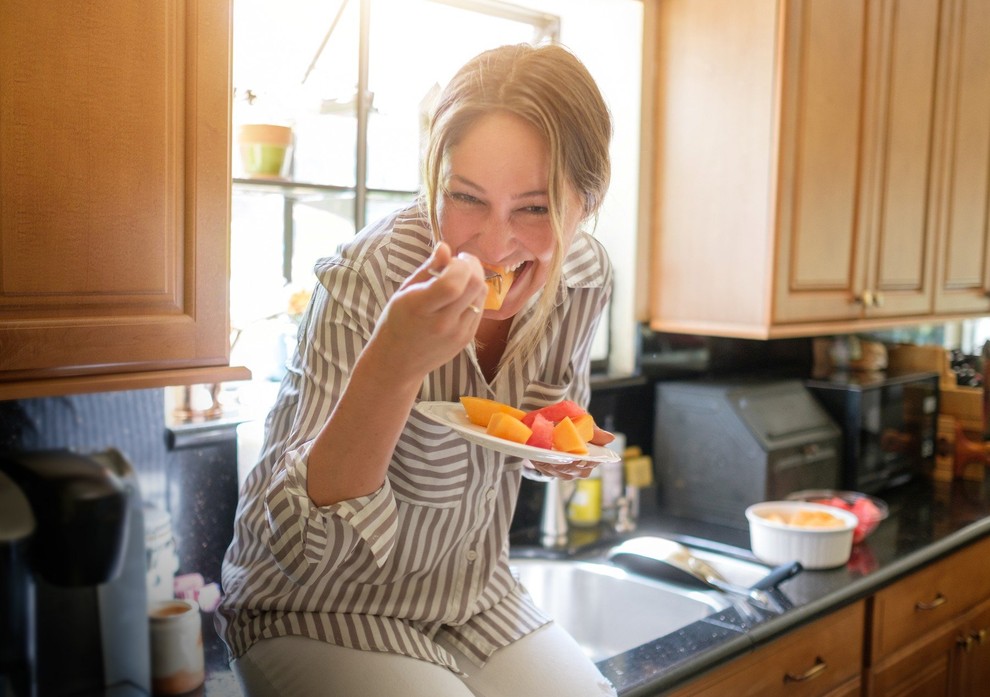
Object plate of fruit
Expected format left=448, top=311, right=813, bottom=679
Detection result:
left=414, top=397, right=620, bottom=465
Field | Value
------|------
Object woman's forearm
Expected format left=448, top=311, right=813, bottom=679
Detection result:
left=305, top=337, right=425, bottom=507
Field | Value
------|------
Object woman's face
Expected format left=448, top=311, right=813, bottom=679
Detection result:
left=437, top=111, right=584, bottom=320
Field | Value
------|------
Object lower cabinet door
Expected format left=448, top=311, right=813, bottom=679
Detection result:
left=667, top=601, right=865, bottom=697
left=953, top=599, right=990, bottom=696
left=866, top=623, right=954, bottom=697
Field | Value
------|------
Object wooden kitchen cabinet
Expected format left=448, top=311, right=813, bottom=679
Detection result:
left=952, top=597, right=990, bottom=696
left=930, top=0, right=990, bottom=315
left=647, top=0, right=989, bottom=339
left=0, top=0, right=248, bottom=400
left=665, top=601, right=865, bottom=697
left=866, top=534, right=990, bottom=696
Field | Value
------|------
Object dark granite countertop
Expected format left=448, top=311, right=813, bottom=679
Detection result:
left=554, top=476, right=990, bottom=697
left=199, top=475, right=990, bottom=697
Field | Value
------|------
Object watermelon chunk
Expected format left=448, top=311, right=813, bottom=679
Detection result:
left=522, top=400, right=586, bottom=428
left=525, top=413, right=554, bottom=450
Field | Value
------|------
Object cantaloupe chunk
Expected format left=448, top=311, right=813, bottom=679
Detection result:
left=552, top=417, right=589, bottom=455
left=482, top=267, right=516, bottom=310
left=486, top=412, right=533, bottom=444
left=460, top=396, right=526, bottom=428
left=572, top=413, right=596, bottom=442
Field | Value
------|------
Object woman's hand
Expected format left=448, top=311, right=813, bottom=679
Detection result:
left=524, top=425, right=616, bottom=480
left=526, top=459, right=601, bottom=481
left=369, top=242, right=488, bottom=380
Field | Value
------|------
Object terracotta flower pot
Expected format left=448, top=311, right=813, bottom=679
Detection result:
left=236, top=123, right=293, bottom=178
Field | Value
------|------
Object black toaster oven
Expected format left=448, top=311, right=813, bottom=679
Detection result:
left=805, top=370, right=939, bottom=493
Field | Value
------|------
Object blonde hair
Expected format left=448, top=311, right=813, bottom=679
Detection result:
left=422, top=43, right=612, bottom=368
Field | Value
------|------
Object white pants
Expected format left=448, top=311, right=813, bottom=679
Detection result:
left=232, top=623, right=617, bottom=697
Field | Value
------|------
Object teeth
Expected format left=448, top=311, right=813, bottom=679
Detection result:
left=486, top=262, right=524, bottom=276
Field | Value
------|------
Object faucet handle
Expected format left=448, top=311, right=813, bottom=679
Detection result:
left=614, top=495, right=637, bottom=534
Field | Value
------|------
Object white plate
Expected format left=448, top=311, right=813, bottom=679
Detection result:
left=414, top=401, right=622, bottom=465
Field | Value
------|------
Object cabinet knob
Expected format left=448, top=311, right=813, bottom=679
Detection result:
left=915, top=592, right=947, bottom=611
left=872, top=291, right=884, bottom=307
left=974, top=628, right=988, bottom=646
left=854, top=290, right=875, bottom=307
left=958, top=634, right=976, bottom=652
left=783, top=656, right=827, bottom=683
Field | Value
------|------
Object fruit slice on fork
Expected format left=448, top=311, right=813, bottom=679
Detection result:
left=482, top=265, right=516, bottom=310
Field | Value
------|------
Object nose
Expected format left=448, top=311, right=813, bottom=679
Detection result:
left=475, top=214, right=516, bottom=260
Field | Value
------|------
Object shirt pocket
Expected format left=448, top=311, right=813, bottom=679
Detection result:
left=519, top=379, right=574, bottom=412
left=389, top=409, right=471, bottom=508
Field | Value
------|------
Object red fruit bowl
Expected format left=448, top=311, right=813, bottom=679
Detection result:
left=785, top=490, right=889, bottom=544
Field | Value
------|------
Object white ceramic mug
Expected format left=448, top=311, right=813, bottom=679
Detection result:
left=149, top=599, right=204, bottom=695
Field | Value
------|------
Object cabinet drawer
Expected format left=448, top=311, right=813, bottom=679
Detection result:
left=871, top=535, right=990, bottom=660
left=668, top=601, right=865, bottom=697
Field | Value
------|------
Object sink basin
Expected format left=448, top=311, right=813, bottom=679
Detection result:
left=510, top=558, right=730, bottom=661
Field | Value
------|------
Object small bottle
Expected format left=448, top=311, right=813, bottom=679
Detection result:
left=568, top=467, right=602, bottom=527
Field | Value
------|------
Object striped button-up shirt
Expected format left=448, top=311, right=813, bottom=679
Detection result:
left=217, top=204, right=612, bottom=673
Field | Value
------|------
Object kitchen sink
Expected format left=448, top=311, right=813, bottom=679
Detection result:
left=510, top=557, right=730, bottom=662
left=510, top=538, right=785, bottom=662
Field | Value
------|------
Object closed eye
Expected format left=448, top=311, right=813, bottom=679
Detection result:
left=447, top=191, right=482, bottom=206
left=520, top=205, right=549, bottom=215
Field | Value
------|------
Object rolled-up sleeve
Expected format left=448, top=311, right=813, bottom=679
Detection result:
left=264, top=440, right=399, bottom=584
left=258, top=248, right=400, bottom=585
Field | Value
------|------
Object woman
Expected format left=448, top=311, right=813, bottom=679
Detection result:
left=218, top=43, right=616, bottom=696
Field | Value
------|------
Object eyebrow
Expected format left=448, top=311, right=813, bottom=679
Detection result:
left=449, top=174, right=547, bottom=200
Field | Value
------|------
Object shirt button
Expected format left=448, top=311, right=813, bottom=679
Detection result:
left=465, top=549, right=478, bottom=562
left=486, top=488, right=496, bottom=501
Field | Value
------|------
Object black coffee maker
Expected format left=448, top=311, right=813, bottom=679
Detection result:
left=0, top=450, right=150, bottom=697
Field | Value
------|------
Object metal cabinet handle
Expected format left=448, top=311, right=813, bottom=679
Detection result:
left=783, top=656, right=827, bottom=683
left=915, top=593, right=947, bottom=611
left=872, top=291, right=884, bottom=307
left=958, top=628, right=989, bottom=652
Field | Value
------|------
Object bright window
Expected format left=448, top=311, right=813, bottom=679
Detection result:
left=229, top=0, right=643, bottom=403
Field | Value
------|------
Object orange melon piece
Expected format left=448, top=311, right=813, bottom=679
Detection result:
left=486, top=412, right=533, bottom=444
left=482, top=267, right=516, bottom=310
left=459, top=396, right=525, bottom=428
left=572, top=413, right=596, bottom=442
left=553, top=417, right=589, bottom=455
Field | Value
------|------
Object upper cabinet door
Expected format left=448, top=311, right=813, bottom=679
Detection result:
left=775, top=0, right=940, bottom=323
left=932, top=0, right=990, bottom=314
left=0, top=0, right=245, bottom=398
left=772, top=0, right=870, bottom=325
left=860, top=0, right=941, bottom=318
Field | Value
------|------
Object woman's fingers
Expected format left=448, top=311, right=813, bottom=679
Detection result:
left=420, top=252, right=487, bottom=315
left=529, top=459, right=599, bottom=480
left=589, top=426, right=615, bottom=447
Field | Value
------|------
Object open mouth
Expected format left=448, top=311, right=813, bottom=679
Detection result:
left=483, top=261, right=529, bottom=310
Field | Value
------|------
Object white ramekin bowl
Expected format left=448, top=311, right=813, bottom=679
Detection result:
left=745, top=501, right=858, bottom=570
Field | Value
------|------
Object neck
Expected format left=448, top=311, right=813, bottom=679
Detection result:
left=475, top=318, right=512, bottom=382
